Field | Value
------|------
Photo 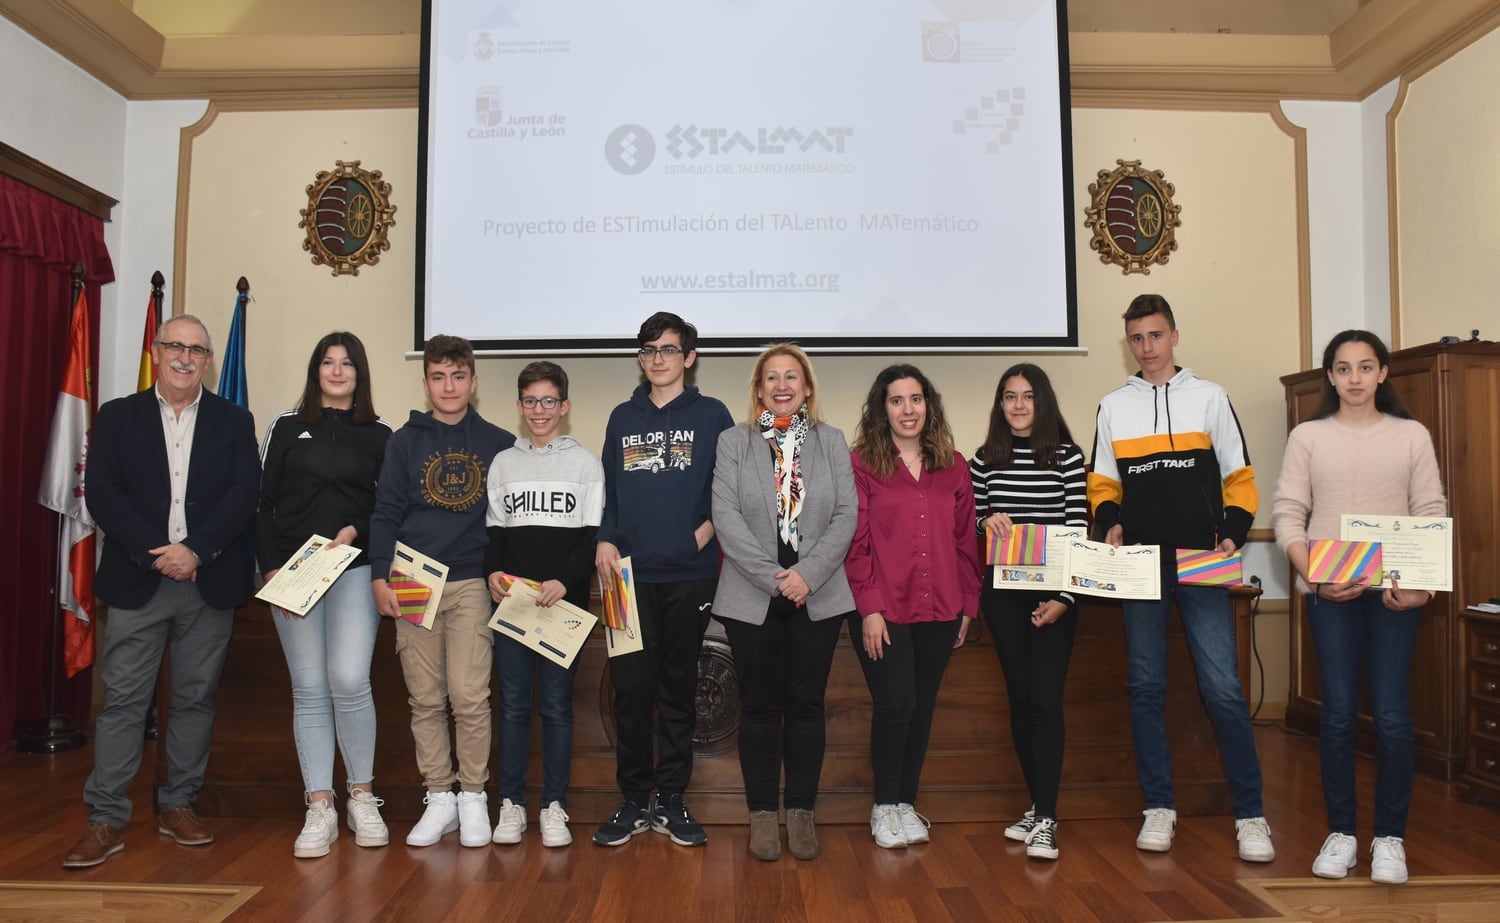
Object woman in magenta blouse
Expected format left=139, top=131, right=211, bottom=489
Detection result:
left=845, top=364, right=981, bottom=849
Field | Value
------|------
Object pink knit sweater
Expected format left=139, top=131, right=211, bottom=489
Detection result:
left=1271, top=414, right=1446, bottom=592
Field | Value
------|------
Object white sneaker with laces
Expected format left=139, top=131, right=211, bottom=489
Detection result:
left=539, top=801, right=572, bottom=848
left=491, top=798, right=526, bottom=845
left=1235, top=816, right=1275, bottom=862
left=1312, top=832, right=1358, bottom=879
left=896, top=803, right=930, bottom=845
left=345, top=790, right=389, bottom=847
left=406, top=791, right=458, bottom=847
left=456, top=791, right=490, bottom=847
left=870, top=804, right=907, bottom=849
left=1370, top=835, right=1408, bottom=885
left=1136, top=807, right=1177, bottom=852
left=293, top=800, right=338, bottom=858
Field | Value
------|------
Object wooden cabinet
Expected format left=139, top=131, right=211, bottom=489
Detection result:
left=1280, top=341, right=1500, bottom=780
left=1461, top=612, right=1500, bottom=803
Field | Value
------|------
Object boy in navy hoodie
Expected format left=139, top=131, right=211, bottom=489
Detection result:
left=592, top=312, right=734, bottom=848
left=369, top=335, right=515, bottom=849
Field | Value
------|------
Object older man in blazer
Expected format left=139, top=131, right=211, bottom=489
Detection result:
left=709, top=344, right=857, bottom=862
left=63, top=314, right=259, bottom=869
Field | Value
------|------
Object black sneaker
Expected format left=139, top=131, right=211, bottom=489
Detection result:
left=592, top=800, right=650, bottom=847
left=1025, top=817, right=1059, bottom=860
left=651, top=793, right=707, bottom=847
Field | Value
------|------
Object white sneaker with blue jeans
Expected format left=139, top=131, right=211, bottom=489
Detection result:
left=1312, top=832, right=1357, bottom=879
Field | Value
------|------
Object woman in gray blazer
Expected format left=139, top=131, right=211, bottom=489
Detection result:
left=712, top=343, right=857, bottom=863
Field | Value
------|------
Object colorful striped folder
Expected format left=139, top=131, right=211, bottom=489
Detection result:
left=1307, top=539, right=1383, bottom=584
left=1175, top=548, right=1243, bottom=586
left=985, top=524, right=1047, bottom=566
left=388, top=570, right=432, bottom=625
left=600, top=562, right=636, bottom=631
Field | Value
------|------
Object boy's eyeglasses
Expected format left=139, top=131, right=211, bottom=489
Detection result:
left=638, top=346, right=684, bottom=359
left=520, top=396, right=562, bottom=409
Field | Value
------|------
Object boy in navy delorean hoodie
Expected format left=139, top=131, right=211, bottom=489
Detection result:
left=591, top=312, right=734, bottom=848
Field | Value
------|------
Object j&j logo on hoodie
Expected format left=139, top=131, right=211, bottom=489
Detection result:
left=422, top=449, right=488, bottom=511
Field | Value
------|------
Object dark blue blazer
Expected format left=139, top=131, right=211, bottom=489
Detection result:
left=87, top=387, right=260, bottom=611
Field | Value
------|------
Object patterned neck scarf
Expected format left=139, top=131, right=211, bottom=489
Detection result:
left=757, top=405, right=809, bottom=550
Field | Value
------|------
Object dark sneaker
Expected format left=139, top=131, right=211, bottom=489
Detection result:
left=592, top=800, right=650, bottom=847
left=651, top=793, right=707, bottom=847
left=1025, top=817, right=1059, bottom=860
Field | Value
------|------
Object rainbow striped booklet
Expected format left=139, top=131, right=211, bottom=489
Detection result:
left=1174, top=548, right=1244, bottom=587
left=1307, top=539, right=1383, bottom=585
left=985, top=523, right=1047, bottom=566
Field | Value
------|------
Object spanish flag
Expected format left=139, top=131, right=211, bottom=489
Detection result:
left=136, top=289, right=159, bottom=392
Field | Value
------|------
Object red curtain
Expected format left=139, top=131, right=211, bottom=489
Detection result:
left=0, top=173, right=114, bottom=749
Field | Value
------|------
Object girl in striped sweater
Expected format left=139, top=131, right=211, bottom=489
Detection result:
left=969, top=363, right=1087, bottom=861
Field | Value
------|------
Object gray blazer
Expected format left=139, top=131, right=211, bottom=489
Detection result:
left=711, top=421, right=857, bottom=624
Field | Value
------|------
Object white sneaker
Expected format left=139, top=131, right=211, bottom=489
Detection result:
left=539, top=801, right=572, bottom=848
left=1235, top=816, right=1275, bottom=862
left=1311, top=832, right=1358, bottom=879
left=896, top=803, right=930, bottom=845
left=870, top=804, right=907, bottom=849
left=1136, top=807, right=1177, bottom=852
left=405, top=791, right=458, bottom=847
left=293, top=800, right=338, bottom=858
left=1370, top=836, right=1408, bottom=885
left=345, top=790, right=388, bottom=847
left=491, top=798, right=526, bottom=845
left=457, top=791, right=490, bottom=847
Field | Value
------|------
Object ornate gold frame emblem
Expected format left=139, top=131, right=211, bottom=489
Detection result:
left=1084, top=159, right=1181, bottom=275
left=298, top=160, right=396, bottom=276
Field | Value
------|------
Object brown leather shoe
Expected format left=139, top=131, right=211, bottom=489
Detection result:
left=159, top=805, right=213, bottom=845
left=63, top=821, right=124, bottom=868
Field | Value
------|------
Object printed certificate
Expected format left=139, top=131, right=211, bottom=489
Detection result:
left=992, top=527, right=1087, bottom=592
left=1340, top=514, right=1453, bottom=592
left=389, top=541, right=448, bottom=630
left=601, top=556, right=644, bottom=658
left=256, top=535, right=360, bottom=616
left=487, top=575, right=599, bottom=669
left=1063, top=540, right=1162, bottom=601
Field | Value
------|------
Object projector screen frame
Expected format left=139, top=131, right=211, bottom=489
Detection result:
left=414, top=0, right=1080, bottom=356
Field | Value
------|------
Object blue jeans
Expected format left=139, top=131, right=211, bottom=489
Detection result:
left=1307, top=591, right=1421, bottom=837
left=272, top=565, right=379, bottom=794
left=494, top=633, right=578, bottom=807
left=1122, top=566, right=1263, bottom=818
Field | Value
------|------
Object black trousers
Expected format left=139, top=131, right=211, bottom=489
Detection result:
left=608, top=578, right=715, bottom=803
left=847, top=613, right=960, bottom=806
left=982, top=586, right=1077, bottom=819
left=722, top=606, right=846, bottom=811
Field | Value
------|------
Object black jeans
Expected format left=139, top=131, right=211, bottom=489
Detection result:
left=723, top=607, right=846, bottom=811
left=982, top=586, right=1077, bottom=819
left=847, top=613, right=960, bottom=806
left=608, top=578, right=715, bottom=803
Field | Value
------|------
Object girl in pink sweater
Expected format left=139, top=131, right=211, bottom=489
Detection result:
left=1272, top=330, right=1445, bottom=887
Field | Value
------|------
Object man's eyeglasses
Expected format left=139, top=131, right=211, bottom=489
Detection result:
left=638, top=346, right=685, bottom=360
left=158, top=341, right=212, bottom=360
left=520, top=396, right=562, bottom=410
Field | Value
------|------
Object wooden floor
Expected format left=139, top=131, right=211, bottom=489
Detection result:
left=2, top=727, right=1498, bottom=923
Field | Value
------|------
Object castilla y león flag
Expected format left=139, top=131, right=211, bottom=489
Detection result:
left=38, top=288, right=97, bottom=678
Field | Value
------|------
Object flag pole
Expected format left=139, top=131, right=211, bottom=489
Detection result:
left=17, top=261, right=89, bottom=753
